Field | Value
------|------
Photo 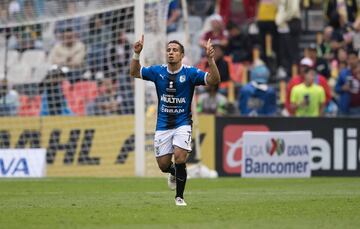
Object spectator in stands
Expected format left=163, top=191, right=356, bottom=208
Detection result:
left=226, top=22, right=252, bottom=63
left=0, top=2, right=9, bottom=24
left=329, top=11, right=353, bottom=52
left=8, top=0, right=21, bottom=21
left=335, top=54, right=360, bottom=116
left=108, top=31, right=131, bottom=74
left=308, top=43, right=331, bottom=79
left=86, top=13, right=111, bottom=73
left=326, top=0, right=357, bottom=24
left=197, top=84, right=228, bottom=115
left=0, top=79, right=20, bottom=116
left=276, top=0, right=301, bottom=78
left=351, top=15, right=360, bottom=52
left=7, top=0, right=43, bottom=52
left=285, top=57, right=332, bottom=115
left=167, top=0, right=181, bottom=33
left=335, top=47, right=349, bottom=73
left=39, top=65, right=73, bottom=116
left=238, top=64, right=277, bottom=116
left=217, top=0, right=231, bottom=25
left=256, top=0, right=278, bottom=65
left=107, top=31, right=134, bottom=114
left=86, top=77, right=122, bottom=115
left=290, top=67, right=326, bottom=117
left=317, top=26, right=334, bottom=61
left=49, top=27, right=86, bottom=81
left=188, top=0, right=216, bottom=20
left=54, top=0, right=86, bottom=40
left=199, top=14, right=228, bottom=50
left=243, top=0, right=258, bottom=20
left=32, top=0, right=45, bottom=17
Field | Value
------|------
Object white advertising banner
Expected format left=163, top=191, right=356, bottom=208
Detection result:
left=242, top=131, right=312, bottom=178
left=0, top=149, right=46, bottom=178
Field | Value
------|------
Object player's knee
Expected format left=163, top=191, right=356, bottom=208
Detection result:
left=174, top=152, right=187, bottom=164
left=158, top=163, right=170, bottom=173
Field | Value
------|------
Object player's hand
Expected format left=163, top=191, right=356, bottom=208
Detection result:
left=205, top=38, right=215, bottom=59
left=133, top=34, right=144, bottom=54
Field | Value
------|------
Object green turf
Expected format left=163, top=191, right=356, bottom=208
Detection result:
left=0, top=177, right=360, bottom=229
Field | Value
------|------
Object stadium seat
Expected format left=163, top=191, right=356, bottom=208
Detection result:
left=18, top=95, right=41, bottom=116
left=7, top=64, right=32, bottom=85
left=21, top=50, right=47, bottom=68
left=188, top=16, right=203, bottom=33
left=189, top=44, right=201, bottom=65
left=231, top=63, right=245, bottom=84
left=63, top=80, right=98, bottom=115
left=31, top=64, right=52, bottom=83
left=167, top=32, right=185, bottom=43
left=5, top=50, right=20, bottom=68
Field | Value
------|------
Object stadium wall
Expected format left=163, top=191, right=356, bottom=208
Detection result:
left=216, top=117, right=360, bottom=177
left=0, top=115, right=215, bottom=177
left=1, top=116, right=358, bottom=177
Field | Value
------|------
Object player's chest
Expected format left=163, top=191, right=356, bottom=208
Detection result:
left=157, top=73, right=189, bottom=93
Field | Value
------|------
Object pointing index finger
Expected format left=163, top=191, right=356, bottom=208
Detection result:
left=141, top=34, right=144, bottom=44
left=207, top=38, right=211, bottom=48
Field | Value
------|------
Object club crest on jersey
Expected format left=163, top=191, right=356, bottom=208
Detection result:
left=179, top=75, right=186, bottom=83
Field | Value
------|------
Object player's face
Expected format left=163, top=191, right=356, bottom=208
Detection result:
left=166, top=43, right=183, bottom=64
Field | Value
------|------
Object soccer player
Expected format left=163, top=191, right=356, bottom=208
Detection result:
left=130, top=35, right=220, bottom=206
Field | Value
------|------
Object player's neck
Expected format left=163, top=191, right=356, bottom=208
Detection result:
left=167, top=62, right=182, bottom=74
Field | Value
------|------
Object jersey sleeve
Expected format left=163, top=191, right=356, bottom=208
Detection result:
left=141, top=66, right=157, bottom=82
left=189, top=66, right=208, bottom=86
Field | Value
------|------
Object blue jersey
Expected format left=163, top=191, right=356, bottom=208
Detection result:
left=141, top=64, right=208, bottom=130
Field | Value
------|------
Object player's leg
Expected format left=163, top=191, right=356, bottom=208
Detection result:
left=156, top=154, right=175, bottom=175
left=173, top=125, right=192, bottom=206
left=154, top=129, right=176, bottom=190
left=173, top=146, right=188, bottom=204
left=156, top=154, right=176, bottom=190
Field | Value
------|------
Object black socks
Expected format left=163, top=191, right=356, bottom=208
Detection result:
left=175, top=163, right=187, bottom=199
left=164, top=162, right=175, bottom=176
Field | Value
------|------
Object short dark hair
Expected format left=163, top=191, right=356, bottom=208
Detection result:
left=167, top=40, right=185, bottom=54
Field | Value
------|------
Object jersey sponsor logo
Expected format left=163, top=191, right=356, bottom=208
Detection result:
left=166, top=81, right=176, bottom=92
left=160, top=106, right=185, bottom=113
left=160, top=95, right=186, bottom=104
left=179, top=75, right=186, bottom=83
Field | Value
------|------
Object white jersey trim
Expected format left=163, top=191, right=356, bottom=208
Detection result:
left=204, top=72, right=209, bottom=85
left=140, top=66, right=144, bottom=79
left=167, top=64, right=183, bottom=74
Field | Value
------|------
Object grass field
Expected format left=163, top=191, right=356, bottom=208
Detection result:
left=0, top=177, right=360, bottom=229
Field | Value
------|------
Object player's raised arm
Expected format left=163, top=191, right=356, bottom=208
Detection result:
left=205, top=39, right=221, bottom=85
left=130, top=35, right=144, bottom=78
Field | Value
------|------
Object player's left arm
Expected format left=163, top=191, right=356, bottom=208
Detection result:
left=205, top=39, right=221, bottom=85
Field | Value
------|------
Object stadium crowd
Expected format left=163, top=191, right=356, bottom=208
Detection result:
left=0, top=0, right=359, bottom=117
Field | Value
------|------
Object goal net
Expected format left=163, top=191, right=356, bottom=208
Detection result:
left=0, top=0, right=168, bottom=177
